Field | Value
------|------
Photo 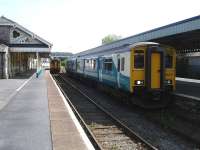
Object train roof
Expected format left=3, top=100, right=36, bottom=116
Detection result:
left=129, top=42, right=159, bottom=48
left=74, top=42, right=159, bottom=58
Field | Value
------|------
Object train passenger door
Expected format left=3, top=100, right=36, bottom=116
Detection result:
left=146, top=47, right=164, bottom=90
left=98, top=57, right=103, bottom=82
left=151, top=53, right=161, bottom=89
left=117, top=55, right=120, bottom=88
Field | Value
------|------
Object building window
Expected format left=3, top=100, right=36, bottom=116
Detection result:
left=13, top=30, right=20, bottom=38
left=121, top=57, right=125, bottom=71
left=104, top=58, right=112, bottom=71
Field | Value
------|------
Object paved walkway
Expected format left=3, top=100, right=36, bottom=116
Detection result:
left=0, top=71, right=52, bottom=150
left=0, top=70, right=94, bottom=150
left=0, top=79, right=27, bottom=110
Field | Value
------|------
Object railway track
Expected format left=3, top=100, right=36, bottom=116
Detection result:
left=53, top=74, right=157, bottom=150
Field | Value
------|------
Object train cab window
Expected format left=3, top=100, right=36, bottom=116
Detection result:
left=121, top=57, right=125, bottom=71
left=165, top=55, right=173, bottom=68
left=104, top=58, right=112, bottom=71
left=134, top=51, right=144, bottom=69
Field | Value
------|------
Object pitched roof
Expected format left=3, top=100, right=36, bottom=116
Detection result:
left=0, top=16, right=52, bottom=48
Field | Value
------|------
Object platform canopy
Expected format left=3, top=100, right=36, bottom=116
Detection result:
left=77, top=15, right=200, bottom=56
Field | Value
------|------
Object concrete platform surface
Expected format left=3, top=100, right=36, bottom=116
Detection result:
left=0, top=78, right=28, bottom=110
left=46, top=72, right=94, bottom=150
left=0, top=71, right=52, bottom=150
left=0, top=70, right=94, bottom=150
left=176, top=80, right=200, bottom=98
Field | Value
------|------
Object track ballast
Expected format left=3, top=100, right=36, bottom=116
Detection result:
left=53, top=74, right=156, bottom=150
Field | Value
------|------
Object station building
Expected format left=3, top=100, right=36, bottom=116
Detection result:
left=0, top=16, right=52, bottom=79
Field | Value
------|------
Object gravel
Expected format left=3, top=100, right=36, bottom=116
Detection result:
left=63, top=74, right=199, bottom=150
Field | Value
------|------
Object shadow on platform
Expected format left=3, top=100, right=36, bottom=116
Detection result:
left=11, top=69, right=36, bottom=79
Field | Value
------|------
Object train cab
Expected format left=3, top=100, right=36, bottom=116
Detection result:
left=130, top=43, right=176, bottom=102
left=50, top=59, right=61, bottom=74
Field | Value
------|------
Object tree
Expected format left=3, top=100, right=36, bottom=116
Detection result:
left=102, top=34, right=122, bottom=45
left=61, top=58, right=67, bottom=67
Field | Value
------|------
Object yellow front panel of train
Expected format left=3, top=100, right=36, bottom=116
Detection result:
left=151, top=53, right=160, bottom=89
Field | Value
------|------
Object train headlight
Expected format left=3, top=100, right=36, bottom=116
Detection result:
left=165, top=80, right=172, bottom=85
left=135, top=80, right=144, bottom=85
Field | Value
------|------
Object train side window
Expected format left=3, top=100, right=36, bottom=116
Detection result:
left=165, top=55, right=173, bottom=68
left=134, top=53, right=144, bottom=69
left=84, top=60, right=87, bottom=69
left=93, top=60, right=96, bottom=70
left=121, top=57, right=125, bottom=71
left=117, top=58, right=120, bottom=72
left=85, top=59, right=90, bottom=70
left=104, top=58, right=112, bottom=71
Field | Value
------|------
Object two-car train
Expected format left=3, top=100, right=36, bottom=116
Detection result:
left=66, top=42, right=176, bottom=108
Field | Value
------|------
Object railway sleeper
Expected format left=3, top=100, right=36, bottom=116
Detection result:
left=92, top=130, right=123, bottom=135
left=96, top=136, right=132, bottom=142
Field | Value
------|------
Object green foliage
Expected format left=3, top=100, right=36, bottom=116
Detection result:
left=111, top=144, right=118, bottom=150
left=102, top=34, right=122, bottom=45
left=61, top=58, right=67, bottom=66
left=90, top=122, right=96, bottom=129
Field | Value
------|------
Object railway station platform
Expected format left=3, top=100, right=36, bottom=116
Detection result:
left=176, top=77, right=200, bottom=100
left=0, top=70, right=94, bottom=150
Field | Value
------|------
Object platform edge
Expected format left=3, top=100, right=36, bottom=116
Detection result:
left=49, top=73, right=95, bottom=150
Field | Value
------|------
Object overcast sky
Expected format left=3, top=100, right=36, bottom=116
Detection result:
left=0, top=0, right=199, bottom=53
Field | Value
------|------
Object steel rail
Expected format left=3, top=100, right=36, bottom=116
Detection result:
left=56, top=74, right=157, bottom=150
left=52, top=74, right=103, bottom=150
